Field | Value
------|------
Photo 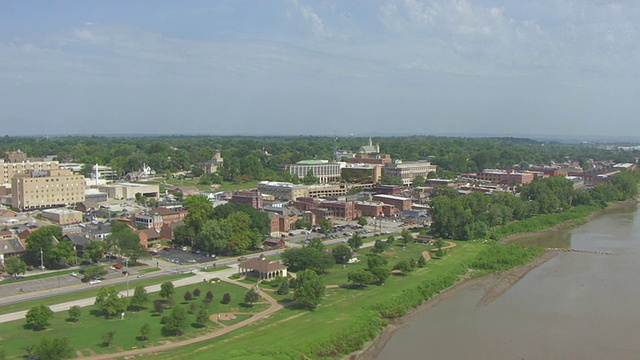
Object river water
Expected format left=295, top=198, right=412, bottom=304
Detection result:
left=376, top=204, right=640, bottom=360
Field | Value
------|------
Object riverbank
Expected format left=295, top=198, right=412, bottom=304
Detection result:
left=498, top=197, right=639, bottom=245
left=354, top=198, right=638, bottom=360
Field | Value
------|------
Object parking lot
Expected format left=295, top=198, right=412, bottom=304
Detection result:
left=156, top=248, right=214, bottom=265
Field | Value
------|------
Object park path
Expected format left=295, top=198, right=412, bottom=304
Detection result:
left=85, top=277, right=284, bottom=360
left=0, top=266, right=239, bottom=324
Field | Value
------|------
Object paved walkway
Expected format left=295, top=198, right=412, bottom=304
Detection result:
left=86, top=277, right=285, bottom=360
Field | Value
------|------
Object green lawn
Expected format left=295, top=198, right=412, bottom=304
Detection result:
left=201, top=265, right=231, bottom=273
left=0, top=273, right=195, bottom=315
left=151, top=241, right=484, bottom=360
left=0, top=281, right=263, bottom=359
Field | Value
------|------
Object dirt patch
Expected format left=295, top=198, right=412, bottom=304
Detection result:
left=209, top=312, right=237, bottom=322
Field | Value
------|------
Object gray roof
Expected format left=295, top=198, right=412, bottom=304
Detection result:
left=0, top=238, right=26, bottom=255
left=63, top=233, right=91, bottom=246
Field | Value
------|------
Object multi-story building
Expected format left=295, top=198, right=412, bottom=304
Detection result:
left=258, top=181, right=308, bottom=200
left=229, top=190, right=263, bottom=209
left=99, top=183, right=159, bottom=200
left=1, top=159, right=60, bottom=186
left=318, top=201, right=358, bottom=220
left=41, top=208, right=83, bottom=225
left=356, top=202, right=397, bottom=217
left=200, top=150, right=224, bottom=174
left=11, top=169, right=85, bottom=211
left=287, top=160, right=343, bottom=183
left=372, top=194, right=412, bottom=211
left=383, top=160, right=437, bottom=185
left=461, top=169, right=535, bottom=185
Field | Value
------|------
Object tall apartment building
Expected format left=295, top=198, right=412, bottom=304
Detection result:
left=383, top=160, right=437, bottom=185
left=11, top=169, right=85, bottom=210
left=1, top=159, right=60, bottom=186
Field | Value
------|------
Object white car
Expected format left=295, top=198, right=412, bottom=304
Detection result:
left=89, top=279, right=101, bottom=285
left=69, top=272, right=79, bottom=278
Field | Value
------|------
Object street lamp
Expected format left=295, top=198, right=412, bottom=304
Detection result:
left=39, top=248, right=44, bottom=271
left=125, top=258, right=130, bottom=297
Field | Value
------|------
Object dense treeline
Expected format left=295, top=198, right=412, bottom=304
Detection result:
left=172, top=195, right=269, bottom=255
left=431, top=170, right=639, bottom=240
left=1, top=135, right=637, bottom=182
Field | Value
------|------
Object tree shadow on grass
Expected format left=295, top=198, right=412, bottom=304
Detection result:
left=160, top=326, right=183, bottom=337
left=65, top=317, right=79, bottom=323
left=191, top=322, right=206, bottom=329
left=89, top=309, right=103, bottom=317
left=338, top=283, right=366, bottom=290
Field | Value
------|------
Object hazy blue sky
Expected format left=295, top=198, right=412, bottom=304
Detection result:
left=1, top=1, right=638, bottom=138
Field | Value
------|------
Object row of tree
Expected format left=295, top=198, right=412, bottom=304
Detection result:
left=3, top=135, right=637, bottom=184
left=430, top=170, right=640, bottom=240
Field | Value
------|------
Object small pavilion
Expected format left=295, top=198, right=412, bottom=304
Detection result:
left=238, top=258, right=288, bottom=280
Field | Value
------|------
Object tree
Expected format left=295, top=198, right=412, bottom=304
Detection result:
left=101, top=331, right=116, bottom=347
left=277, top=279, right=290, bottom=295
left=154, top=300, right=164, bottom=314
left=25, top=305, right=54, bottom=330
left=281, top=247, right=335, bottom=274
left=347, top=234, right=363, bottom=252
left=95, top=286, right=127, bottom=318
left=295, top=219, right=311, bottom=229
left=386, top=235, right=395, bottom=245
left=244, top=288, right=260, bottom=307
left=195, top=305, right=209, bottom=326
left=3, top=256, right=26, bottom=279
left=164, top=306, right=187, bottom=336
left=417, top=255, right=427, bottom=267
left=193, top=288, right=201, bottom=298
left=366, top=254, right=388, bottom=269
left=293, top=269, right=325, bottom=310
left=319, top=218, right=332, bottom=234
left=32, top=337, right=73, bottom=360
left=68, top=305, right=81, bottom=323
left=347, top=269, right=374, bottom=287
left=139, top=323, right=151, bottom=342
left=160, top=281, right=175, bottom=300
left=82, top=265, right=108, bottom=282
left=302, top=169, right=319, bottom=184
left=357, top=217, right=368, bottom=227
left=221, top=292, right=231, bottom=304
left=184, top=291, right=193, bottom=301
left=205, top=290, right=214, bottom=303
left=393, top=260, right=414, bottom=275
left=25, top=225, right=62, bottom=268
left=369, top=267, right=390, bottom=285
left=401, top=228, right=413, bottom=246
left=413, top=175, right=426, bottom=187
left=371, top=240, right=387, bottom=254
left=331, top=244, right=352, bottom=264
left=305, top=237, right=325, bottom=252
left=129, top=286, right=149, bottom=311
left=82, top=241, right=105, bottom=263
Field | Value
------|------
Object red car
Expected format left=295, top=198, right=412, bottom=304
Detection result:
left=112, top=264, right=123, bottom=269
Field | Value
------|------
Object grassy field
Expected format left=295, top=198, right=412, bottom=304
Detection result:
left=0, top=273, right=195, bottom=316
left=201, top=265, right=231, bottom=273
left=151, top=241, right=484, bottom=360
left=0, top=281, right=264, bottom=359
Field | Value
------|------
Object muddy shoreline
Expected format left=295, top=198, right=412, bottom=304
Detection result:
left=352, top=198, right=638, bottom=360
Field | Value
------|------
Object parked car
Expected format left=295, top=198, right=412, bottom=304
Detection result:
left=281, top=234, right=287, bottom=238
left=89, top=279, right=101, bottom=285
left=238, top=256, right=248, bottom=261
left=288, top=232, right=296, bottom=236
left=112, top=264, right=122, bottom=269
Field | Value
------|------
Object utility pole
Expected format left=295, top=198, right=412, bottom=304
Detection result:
left=39, top=248, right=44, bottom=271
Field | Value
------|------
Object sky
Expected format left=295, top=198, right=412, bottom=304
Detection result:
left=1, top=1, right=639, bottom=139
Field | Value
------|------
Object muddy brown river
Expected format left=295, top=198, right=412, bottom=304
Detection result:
left=376, top=204, right=640, bottom=360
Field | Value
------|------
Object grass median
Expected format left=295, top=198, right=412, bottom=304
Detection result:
left=0, top=273, right=195, bottom=315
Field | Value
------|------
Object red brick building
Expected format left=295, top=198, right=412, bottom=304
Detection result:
left=372, top=194, right=412, bottom=212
